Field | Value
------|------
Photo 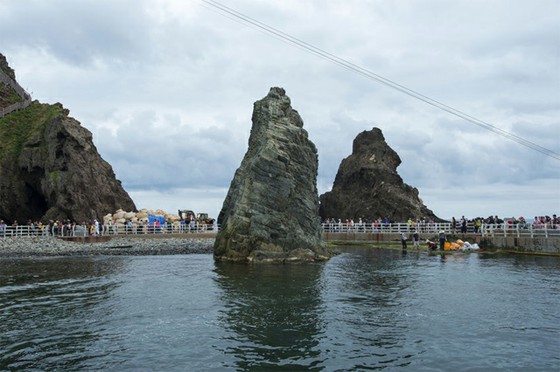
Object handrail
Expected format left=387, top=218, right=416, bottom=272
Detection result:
left=0, top=222, right=220, bottom=238
left=0, top=68, right=32, bottom=119
left=320, top=221, right=560, bottom=238
left=1, top=221, right=557, bottom=239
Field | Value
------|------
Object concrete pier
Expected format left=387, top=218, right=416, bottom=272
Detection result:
left=323, top=232, right=560, bottom=255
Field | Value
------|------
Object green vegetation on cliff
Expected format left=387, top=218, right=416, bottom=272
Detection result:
left=0, top=82, right=21, bottom=106
left=0, top=102, right=63, bottom=159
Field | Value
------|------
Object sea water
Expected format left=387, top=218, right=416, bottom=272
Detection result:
left=1, top=246, right=559, bottom=371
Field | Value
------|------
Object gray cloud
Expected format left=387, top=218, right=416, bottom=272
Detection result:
left=1, top=0, right=558, bottom=219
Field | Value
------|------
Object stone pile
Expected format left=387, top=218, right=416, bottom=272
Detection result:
left=0, top=237, right=214, bottom=257
left=103, top=208, right=183, bottom=228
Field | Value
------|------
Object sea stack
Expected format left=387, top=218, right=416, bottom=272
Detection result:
left=214, top=87, right=329, bottom=263
left=319, top=127, right=439, bottom=222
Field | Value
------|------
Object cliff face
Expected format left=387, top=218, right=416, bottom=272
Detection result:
left=0, top=55, right=136, bottom=223
left=319, top=127, right=439, bottom=222
left=214, top=87, right=329, bottom=263
left=0, top=54, right=15, bottom=80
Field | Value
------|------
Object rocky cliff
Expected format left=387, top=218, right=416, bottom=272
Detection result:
left=214, top=87, right=329, bottom=263
left=319, top=127, right=439, bottom=222
left=0, top=54, right=136, bottom=223
left=0, top=54, right=24, bottom=112
left=0, top=54, right=15, bottom=80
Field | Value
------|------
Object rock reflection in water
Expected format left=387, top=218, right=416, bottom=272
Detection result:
left=213, top=262, right=325, bottom=370
left=318, top=246, right=416, bottom=368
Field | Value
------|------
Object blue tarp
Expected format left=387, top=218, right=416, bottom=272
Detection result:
left=148, top=215, right=166, bottom=226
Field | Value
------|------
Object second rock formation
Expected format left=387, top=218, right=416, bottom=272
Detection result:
left=319, top=127, right=439, bottom=222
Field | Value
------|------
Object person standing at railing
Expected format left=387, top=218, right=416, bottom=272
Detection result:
left=0, top=220, right=6, bottom=237
left=474, top=218, right=482, bottom=234
left=94, top=219, right=100, bottom=235
left=357, top=218, right=364, bottom=232
left=451, top=217, right=457, bottom=234
left=11, top=220, right=19, bottom=236
left=460, top=216, right=467, bottom=234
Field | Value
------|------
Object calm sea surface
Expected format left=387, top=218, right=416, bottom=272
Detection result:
left=1, top=246, right=559, bottom=371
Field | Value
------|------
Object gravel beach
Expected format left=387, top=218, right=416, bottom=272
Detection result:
left=0, top=236, right=215, bottom=257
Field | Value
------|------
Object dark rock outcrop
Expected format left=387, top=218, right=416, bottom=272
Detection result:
left=0, top=54, right=15, bottom=80
left=319, top=127, right=439, bottom=222
left=0, top=55, right=136, bottom=223
left=214, top=87, right=329, bottom=263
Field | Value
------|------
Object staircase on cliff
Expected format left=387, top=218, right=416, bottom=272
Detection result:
left=0, top=68, right=32, bottom=118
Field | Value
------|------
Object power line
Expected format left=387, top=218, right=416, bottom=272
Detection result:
left=197, top=0, right=560, bottom=161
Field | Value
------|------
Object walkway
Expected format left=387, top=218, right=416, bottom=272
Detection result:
left=0, top=69, right=32, bottom=118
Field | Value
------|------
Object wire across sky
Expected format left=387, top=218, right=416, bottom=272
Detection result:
left=197, top=0, right=560, bottom=161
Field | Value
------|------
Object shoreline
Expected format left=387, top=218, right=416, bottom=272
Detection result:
left=0, top=236, right=215, bottom=258
left=1, top=235, right=559, bottom=258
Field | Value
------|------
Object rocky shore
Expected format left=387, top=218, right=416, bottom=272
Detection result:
left=0, top=237, right=215, bottom=258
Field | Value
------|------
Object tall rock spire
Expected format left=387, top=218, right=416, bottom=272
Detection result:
left=214, top=87, right=329, bottom=263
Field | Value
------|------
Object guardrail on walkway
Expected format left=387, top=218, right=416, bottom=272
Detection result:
left=1, top=222, right=558, bottom=239
left=0, top=223, right=221, bottom=238
left=321, top=222, right=560, bottom=238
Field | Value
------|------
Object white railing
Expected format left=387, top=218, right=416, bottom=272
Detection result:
left=1, top=221, right=558, bottom=239
left=0, top=223, right=220, bottom=238
left=101, top=222, right=220, bottom=236
left=321, top=221, right=560, bottom=238
left=322, top=222, right=448, bottom=234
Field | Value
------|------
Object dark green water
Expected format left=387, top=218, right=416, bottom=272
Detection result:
left=1, top=247, right=559, bottom=371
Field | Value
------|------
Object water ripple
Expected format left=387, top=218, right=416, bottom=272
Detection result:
left=1, top=251, right=559, bottom=370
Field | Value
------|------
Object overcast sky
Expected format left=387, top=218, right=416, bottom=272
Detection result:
left=2, top=0, right=559, bottom=220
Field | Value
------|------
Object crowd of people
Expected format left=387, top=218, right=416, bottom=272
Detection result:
left=0, top=217, right=211, bottom=237
left=322, top=214, right=559, bottom=234
left=322, top=217, right=442, bottom=233
left=1, top=213, right=558, bottom=238
left=0, top=219, right=101, bottom=237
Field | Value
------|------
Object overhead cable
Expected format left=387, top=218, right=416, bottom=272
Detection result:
left=197, top=0, right=560, bottom=161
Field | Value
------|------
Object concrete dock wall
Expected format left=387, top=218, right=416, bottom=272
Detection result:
left=323, top=232, right=560, bottom=255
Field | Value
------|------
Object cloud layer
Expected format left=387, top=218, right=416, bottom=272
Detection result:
left=2, top=0, right=559, bottom=220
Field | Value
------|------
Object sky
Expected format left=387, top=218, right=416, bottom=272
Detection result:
left=1, top=0, right=559, bottom=221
